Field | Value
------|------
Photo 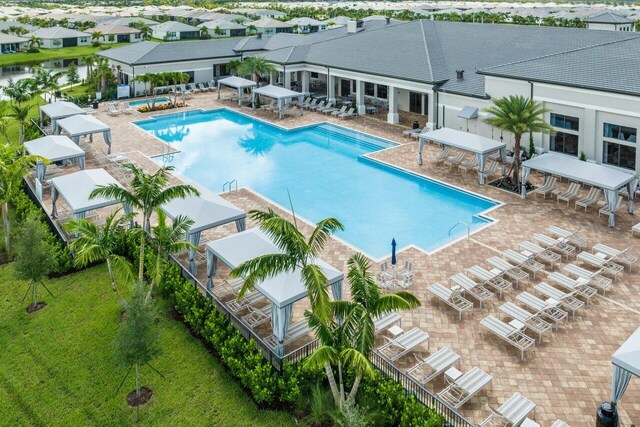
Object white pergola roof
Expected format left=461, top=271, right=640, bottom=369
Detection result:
left=419, top=127, right=506, bottom=154
left=206, top=228, right=343, bottom=307
left=522, top=153, right=635, bottom=191
left=217, top=76, right=256, bottom=89
left=40, top=101, right=86, bottom=121
left=50, top=168, right=122, bottom=214
left=56, top=115, right=110, bottom=137
left=613, top=326, right=640, bottom=377
left=24, top=135, right=84, bottom=163
left=252, top=84, right=302, bottom=100
left=160, top=189, right=245, bottom=234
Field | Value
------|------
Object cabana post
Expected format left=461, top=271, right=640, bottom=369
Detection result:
left=217, top=76, right=257, bottom=106
left=609, top=326, right=640, bottom=419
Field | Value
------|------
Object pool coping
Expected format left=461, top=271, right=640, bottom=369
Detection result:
left=133, top=107, right=505, bottom=262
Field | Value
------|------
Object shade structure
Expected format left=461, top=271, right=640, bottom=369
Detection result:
left=56, top=115, right=113, bottom=154
left=251, top=84, right=304, bottom=118
left=611, top=326, right=640, bottom=408
left=39, top=101, right=86, bottom=133
left=160, top=188, right=247, bottom=275
left=418, top=127, right=507, bottom=184
left=49, top=168, right=131, bottom=219
left=457, top=106, right=479, bottom=120
left=217, top=76, right=257, bottom=106
left=206, top=228, right=343, bottom=357
left=521, top=153, right=637, bottom=227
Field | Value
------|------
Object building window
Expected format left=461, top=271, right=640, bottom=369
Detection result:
left=550, top=113, right=579, bottom=131
left=604, top=123, right=637, bottom=142
left=108, top=35, right=115, bottom=42
left=377, top=84, right=388, bottom=99
left=550, top=132, right=579, bottom=156
left=80, top=37, right=87, bottom=43
left=310, top=72, right=318, bottom=78
left=409, top=92, right=422, bottom=114
left=364, top=82, right=374, bottom=96
left=603, top=123, right=637, bottom=170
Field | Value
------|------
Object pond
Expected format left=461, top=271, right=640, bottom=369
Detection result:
left=0, top=58, right=88, bottom=99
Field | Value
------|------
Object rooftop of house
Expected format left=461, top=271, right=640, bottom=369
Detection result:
left=151, top=21, right=200, bottom=33
left=584, top=11, right=634, bottom=24
left=27, top=26, right=89, bottom=39
left=90, top=23, right=142, bottom=35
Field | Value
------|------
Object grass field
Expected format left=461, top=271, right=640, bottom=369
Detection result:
left=0, top=264, right=296, bottom=426
left=0, top=44, right=126, bottom=67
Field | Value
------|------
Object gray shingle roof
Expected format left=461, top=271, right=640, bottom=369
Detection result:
left=152, top=21, right=199, bottom=33
left=27, top=26, right=89, bottom=39
left=107, top=17, right=159, bottom=27
left=98, top=39, right=239, bottom=65
left=584, top=12, right=634, bottom=24
left=0, top=21, right=38, bottom=32
left=90, top=23, right=142, bottom=35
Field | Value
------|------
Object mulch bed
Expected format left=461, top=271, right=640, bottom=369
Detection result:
left=488, top=176, right=535, bottom=195
left=126, top=387, right=152, bottom=407
left=26, top=302, right=47, bottom=313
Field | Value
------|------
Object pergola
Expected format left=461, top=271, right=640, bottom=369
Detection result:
left=39, top=101, right=86, bottom=133
left=610, top=326, right=640, bottom=417
left=50, top=168, right=132, bottom=219
left=56, top=115, right=113, bottom=154
left=160, top=190, right=247, bottom=275
left=205, top=228, right=343, bottom=357
left=217, top=76, right=257, bottom=106
left=252, top=84, right=304, bottom=118
left=418, top=127, right=507, bottom=184
left=521, top=153, right=637, bottom=227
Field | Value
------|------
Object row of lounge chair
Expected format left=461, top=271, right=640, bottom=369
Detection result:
left=106, top=101, right=133, bottom=115
left=300, top=98, right=356, bottom=119
left=431, top=147, right=500, bottom=179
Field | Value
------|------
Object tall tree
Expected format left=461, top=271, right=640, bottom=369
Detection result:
left=91, top=30, right=104, bottom=45
left=237, top=56, right=277, bottom=86
left=483, top=95, right=555, bottom=188
left=90, top=164, right=199, bottom=281
left=27, top=35, right=40, bottom=51
left=66, top=62, right=80, bottom=87
left=3, top=78, right=34, bottom=104
left=226, top=59, right=241, bottom=76
left=9, top=104, right=32, bottom=144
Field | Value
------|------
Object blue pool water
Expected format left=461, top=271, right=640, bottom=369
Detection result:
left=129, top=97, right=170, bottom=107
left=136, top=109, right=499, bottom=258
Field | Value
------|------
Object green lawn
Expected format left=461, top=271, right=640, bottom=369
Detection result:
left=2, top=97, right=45, bottom=143
left=0, top=264, right=296, bottom=426
left=0, top=44, right=127, bottom=67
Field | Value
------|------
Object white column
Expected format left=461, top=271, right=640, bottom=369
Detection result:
left=427, top=91, right=436, bottom=129
left=328, top=75, right=336, bottom=102
left=269, top=73, right=274, bottom=84
left=355, top=80, right=365, bottom=116
left=301, top=71, right=310, bottom=93
left=583, top=108, right=597, bottom=162
left=387, top=86, right=399, bottom=124
left=284, top=71, right=291, bottom=89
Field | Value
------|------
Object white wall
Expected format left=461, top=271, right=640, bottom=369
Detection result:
left=40, top=36, right=90, bottom=49
left=587, top=22, right=634, bottom=32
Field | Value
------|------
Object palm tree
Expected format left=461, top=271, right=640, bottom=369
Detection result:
left=134, top=73, right=152, bottom=107
left=148, top=73, right=167, bottom=110
left=231, top=209, right=343, bottom=323
left=91, top=31, right=104, bottom=44
left=237, top=56, right=277, bottom=86
left=3, top=78, right=33, bottom=104
left=246, top=24, right=257, bottom=35
left=32, top=67, right=59, bottom=101
left=305, top=253, right=420, bottom=408
left=483, top=95, right=555, bottom=188
left=83, top=54, right=97, bottom=78
left=200, top=26, right=210, bottom=39
left=213, top=26, right=224, bottom=37
left=65, top=209, right=135, bottom=308
left=9, top=104, right=31, bottom=144
left=226, top=59, right=241, bottom=76
left=94, top=57, right=112, bottom=92
left=90, top=164, right=199, bottom=281
left=27, top=35, right=40, bottom=51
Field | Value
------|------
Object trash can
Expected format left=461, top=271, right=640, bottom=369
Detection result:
left=92, top=101, right=99, bottom=109
left=596, top=402, right=617, bottom=427
left=412, top=120, right=419, bottom=130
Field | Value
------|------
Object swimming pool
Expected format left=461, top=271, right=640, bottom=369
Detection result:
left=128, top=97, right=171, bottom=107
left=136, top=109, right=500, bottom=258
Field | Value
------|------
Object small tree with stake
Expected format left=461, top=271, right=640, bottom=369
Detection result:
left=13, top=215, right=54, bottom=313
left=115, top=280, right=161, bottom=407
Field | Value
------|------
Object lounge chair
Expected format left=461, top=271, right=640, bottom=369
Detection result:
left=317, top=102, right=335, bottom=113
left=331, top=105, right=348, bottom=116
left=241, top=304, right=273, bottom=329
left=437, top=367, right=492, bottom=408
left=324, top=105, right=345, bottom=115
left=479, top=315, right=536, bottom=361
left=519, top=241, right=561, bottom=268
left=502, top=249, right=545, bottom=278
left=407, top=347, right=460, bottom=384
left=432, top=147, right=452, bottom=165
left=481, top=160, right=500, bottom=180
left=377, top=327, right=429, bottom=361
left=197, top=83, right=209, bottom=92
left=282, top=105, right=299, bottom=117
left=466, top=265, right=511, bottom=299
left=592, top=243, right=637, bottom=271
left=548, top=272, right=598, bottom=302
left=547, top=225, right=588, bottom=250
left=632, top=222, right=640, bottom=237
left=338, top=108, right=355, bottom=119
left=187, top=83, right=200, bottom=93
left=308, top=100, right=326, bottom=111
left=107, top=102, right=120, bottom=116
left=458, top=156, right=478, bottom=173
left=304, top=99, right=318, bottom=110
left=535, top=282, right=584, bottom=317
left=450, top=273, right=495, bottom=308
left=516, top=291, right=568, bottom=328
left=575, top=187, right=601, bottom=211
left=479, top=393, right=536, bottom=427
left=226, top=290, right=266, bottom=313
left=260, top=100, right=277, bottom=110
left=427, top=283, right=473, bottom=320
left=533, top=233, right=575, bottom=260
left=402, top=125, right=427, bottom=138
left=499, top=302, right=552, bottom=342
left=598, top=195, right=623, bottom=218
left=487, top=256, right=529, bottom=287
left=556, top=182, right=581, bottom=204
left=373, top=312, right=401, bottom=334
left=444, top=152, right=465, bottom=168
left=551, top=420, right=570, bottom=427
left=563, top=263, right=612, bottom=294
left=530, top=176, right=557, bottom=199
left=577, top=251, right=624, bottom=280
left=265, top=319, right=310, bottom=350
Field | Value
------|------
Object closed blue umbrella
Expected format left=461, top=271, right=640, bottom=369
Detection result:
left=391, top=238, right=397, bottom=266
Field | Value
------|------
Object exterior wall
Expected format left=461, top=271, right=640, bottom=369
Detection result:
left=587, top=22, right=635, bottom=32
left=96, top=33, right=143, bottom=44
left=152, top=29, right=200, bottom=40
left=39, top=36, right=90, bottom=49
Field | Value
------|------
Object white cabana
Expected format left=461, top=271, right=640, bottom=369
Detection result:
left=251, top=84, right=304, bottom=118
left=611, top=326, right=640, bottom=413
left=56, top=115, right=113, bottom=154
left=160, top=189, right=247, bottom=275
left=39, top=101, right=86, bottom=133
left=418, top=127, right=507, bottom=184
left=50, top=168, right=132, bottom=219
left=521, top=153, right=637, bottom=227
left=217, top=76, right=257, bottom=106
left=206, top=228, right=344, bottom=357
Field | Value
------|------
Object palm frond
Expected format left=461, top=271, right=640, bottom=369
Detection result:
left=346, top=253, right=380, bottom=309
left=308, top=217, right=344, bottom=257
left=340, top=348, right=374, bottom=377
left=301, top=263, right=332, bottom=323
left=372, top=292, right=421, bottom=316
left=231, top=253, right=298, bottom=299
left=304, top=345, right=339, bottom=371
left=249, top=209, right=308, bottom=259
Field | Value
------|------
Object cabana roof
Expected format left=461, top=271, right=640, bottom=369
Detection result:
left=217, top=75, right=257, bottom=89
left=253, top=84, right=302, bottom=100
left=613, top=326, right=640, bottom=377
left=24, top=135, right=84, bottom=163
left=56, top=114, right=110, bottom=136
left=206, top=228, right=343, bottom=307
left=420, top=127, right=506, bottom=154
left=161, top=189, right=246, bottom=234
left=39, top=101, right=86, bottom=120
left=522, top=153, right=635, bottom=191
left=50, top=169, right=122, bottom=214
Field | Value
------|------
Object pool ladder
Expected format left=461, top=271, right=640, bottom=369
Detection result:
left=448, top=221, right=470, bottom=239
left=222, top=180, right=238, bottom=193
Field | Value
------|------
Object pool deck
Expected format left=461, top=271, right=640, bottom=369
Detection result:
left=49, top=91, right=640, bottom=425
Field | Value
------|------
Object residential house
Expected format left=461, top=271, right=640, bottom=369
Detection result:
left=584, top=12, right=635, bottom=32
left=250, top=18, right=293, bottom=36
left=199, top=20, right=246, bottom=38
left=88, top=23, right=143, bottom=44
left=0, top=33, right=27, bottom=52
left=151, top=21, right=201, bottom=41
left=288, top=18, right=325, bottom=33
left=26, top=27, right=90, bottom=49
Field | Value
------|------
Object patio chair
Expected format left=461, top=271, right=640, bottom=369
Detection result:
left=432, top=147, right=452, bottom=165
left=481, top=160, right=500, bottom=180
left=338, top=108, right=356, bottom=119
left=187, top=83, right=201, bottom=93
left=407, top=347, right=460, bottom=384
left=515, top=291, right=568, bottom=328
left=487, top=256, right=529, bottom=287
left=304, top=98, right=318, bottom=110
left=575, top=187, right=601, bottom=211
left=317, top=102, right=335, bottom=113
left=308, top=100, right=326, bottom=111
left=377, top=327, right=429, bottom=361
left=556, top=182, right=581, bottom=204
left=533, top=233, right=575, bottom=260
left=577, top=251, right=624, bottom=280
left=592, top=243, right=637, bottom=271
left=373, top=312, right=401, bottom=334
left=450, top=273, right=495, bottom=308
left=548, top=272, right=598, bottom=302
left=479, top=393, right=536, bottom=427
left=535, top=282, right=584, bottom=317
left=502, top=249, right=545, bottom=278
left=598, top=196, right=623, bottom=218
left=260, top=100, right=277, bottom=110
left=119, top=102, right=133, bottom=114
left=551, top=420, right=570, bottom=427
left=563, top=263, right=612, bottom=294
left=107, top=102, right=120, bottom=116
left=427, top=283, right=473, bottom=320
left=632, top=222, right=640, bottom=237
left=444, top=152, right=465, bottom=168
left=498, top=302, right=552, bottom=342
left=325, top=105, right=346, bottom=116
left=411, top=125, right=432, bottom=139
left=265, top=319, right=310, bottom=350
left=282, top=105, right=299, bottom=116
left=547, top=225, right=589, bottom=250
left=197, top=83, right=208, bottom=92
left=530, top=176, right=557, bottom=199
left=519, top=240, right=561, bottom=268
left=466, top=265, right=511, bottom=299
left=226, top=290, right=266, bottom=313
left=437, top=367, right=492, bottom=408
left=479, top=315, right=536, bottom=361
left=241, top=304, right=273, bottom=329
left=458, top=156, right=478, bottom=173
